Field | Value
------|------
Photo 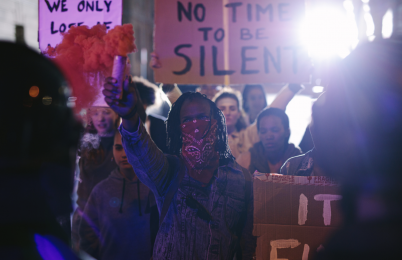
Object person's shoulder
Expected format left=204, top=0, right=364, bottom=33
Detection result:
left=224, top=160, right=254, bottom=181
left=237, top=151, right=251, bottom=170
left=283, top=153, right=306, bottom=166
left=89, top=176, right=114, bottom=197
left=280, top=150, right=312, bottom=175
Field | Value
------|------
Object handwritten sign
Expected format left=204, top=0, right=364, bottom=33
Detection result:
left=253, top=175, right=342, bottom=260
left=154, top=0, right=310, bottom=84
left=39, top=0, right=122, bottom=52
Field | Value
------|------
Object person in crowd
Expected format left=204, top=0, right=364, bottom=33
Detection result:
left=102, top=78, right=256, bottom=259
left=79, top=131, right=154, bottom=260
left=237, top=108, right=301, bottom=174
left=161, top=83, right=182, bottom=105
left=73, top=78, right=149, bottom=250
left=214, top=85, right=302, bottom=159
left=213, top=89, right=250, bottom=158
left=71, top=106, right=119, bottom=250
left=134, top=77, right=168, bottom=245
left=77, top=107, right=119, bottom=208
left=135, top=77, right=169, bottom=153
left=312, top=39, right=402, bottom=259
left=242, top=84, right=268, bottom=125
left=0, top=41, right=81, bottom=259
left=196, top=84, right=221, bottom=100
left=280, top=95, right=327, bottom=176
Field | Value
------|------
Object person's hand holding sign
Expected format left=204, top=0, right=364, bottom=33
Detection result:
left=102, top=76, right=142, bottom=132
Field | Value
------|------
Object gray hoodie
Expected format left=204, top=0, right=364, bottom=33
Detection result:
left=79, top=168, right=154, bottom=260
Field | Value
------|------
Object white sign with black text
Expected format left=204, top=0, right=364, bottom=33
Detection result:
left=39, top=0, right=122, bottom=51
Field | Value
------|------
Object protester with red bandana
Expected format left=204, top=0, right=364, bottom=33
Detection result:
left=102, top=79, right=256, bottom=259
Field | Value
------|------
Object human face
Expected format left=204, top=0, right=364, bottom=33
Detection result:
left=180, top=99, right=217, bottom=168
left=247, top=88, right=266, bottom=114
left=258, top=115, right=290, bottom=153
left=113, top=133, right=132, bottom=170
left=216, top=97, right=241, bottom=129
left=90, top=107, right=116, bottom=136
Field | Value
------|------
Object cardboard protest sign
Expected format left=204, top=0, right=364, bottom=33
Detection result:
left=253, top=174, right=342, bottom=260
left=39, top=0, right=122, bottom=52
left=154, top=0, right=310, bottom=84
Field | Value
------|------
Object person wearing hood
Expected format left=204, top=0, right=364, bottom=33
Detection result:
left=237, top=107, right=301, bottom=174
left=79, top=131, right=154, bottom=260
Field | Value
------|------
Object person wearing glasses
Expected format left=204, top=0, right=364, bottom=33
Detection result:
left=102, top=80, right=256, bottom=259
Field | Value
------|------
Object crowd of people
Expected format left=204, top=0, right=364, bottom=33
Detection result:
left=2, top=36, right=402, bottom=260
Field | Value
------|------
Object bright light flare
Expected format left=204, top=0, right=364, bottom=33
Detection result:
left=382, top=9, right=393, bottom=39
left=312, top=86, right=324, bottom=93
left=301, top=1, right=358, bottom=59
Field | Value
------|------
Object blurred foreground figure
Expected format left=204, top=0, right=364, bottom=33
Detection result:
left=312, top=39, right=402, bottom=259
left=0, top=42, right=81, bottom=259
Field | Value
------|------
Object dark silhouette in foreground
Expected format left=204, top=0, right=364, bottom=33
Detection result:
left=0, top=42, right=81, bottom=259
left=313, top=39, right=402, bottom=259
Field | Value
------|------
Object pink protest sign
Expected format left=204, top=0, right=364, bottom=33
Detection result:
left=154, top=0, right=310, bottom=85
left=39, top=0, right=122, bottom=52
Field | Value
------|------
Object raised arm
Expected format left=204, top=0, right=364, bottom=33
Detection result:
left=119, top=117, right=177, bottom=197
left=269, top=84, right=304, bottom=111
left=103, top=77, right=177, bottom=198
left=240, top=84, right=304, bottom=152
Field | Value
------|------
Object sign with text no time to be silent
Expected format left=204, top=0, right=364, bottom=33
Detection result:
left=39, top=0, right=122, bottom=52
left=154, top=0, right=310, bottom=85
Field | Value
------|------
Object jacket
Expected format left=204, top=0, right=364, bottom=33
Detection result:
left=77, top=136, right=117, bottom=210
left=119, top=120, right=256, bottom=260
left=280, top=149, right=314, bottom=176
left=79, top=168, right=154, bottom=260
left=238, top=142, right=301, bottom=174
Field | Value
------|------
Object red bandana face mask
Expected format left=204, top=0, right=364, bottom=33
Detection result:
left=181, top=118, right=219, bottom=174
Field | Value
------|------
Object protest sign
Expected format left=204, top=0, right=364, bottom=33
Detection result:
left=39, top=0, right=122, bottom=52
left=253, top=174, right=342, bottom=260
left=154, top=0, right=310, bottom=84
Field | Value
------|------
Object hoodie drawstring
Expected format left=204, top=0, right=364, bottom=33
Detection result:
left=137, top=180, right=142, bottom=216
left=119, top=178, right=126, bottom=213
left=118, top=176, right=142, bottom=216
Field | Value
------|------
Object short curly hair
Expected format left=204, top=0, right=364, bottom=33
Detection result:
left=166, top=92, right=235, bottom=165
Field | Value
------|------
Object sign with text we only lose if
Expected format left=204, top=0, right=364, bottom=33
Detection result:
left=154, top=0, right=311, bottom=85
left=253, top=174, right=342, bottom=260
left=39, top=0, right=122, bottom=52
